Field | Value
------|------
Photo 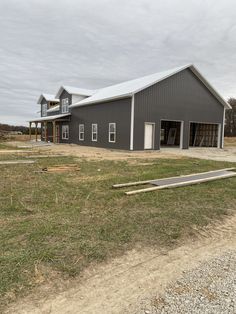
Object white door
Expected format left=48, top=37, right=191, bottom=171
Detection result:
left=144, top=123, right=155, bottom=149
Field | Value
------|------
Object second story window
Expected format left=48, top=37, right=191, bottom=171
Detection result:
left=42, top=103, right=47, bottom=117
left=62, top=98, right=69, bottom=113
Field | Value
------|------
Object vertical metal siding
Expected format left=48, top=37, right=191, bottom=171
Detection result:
left=69, top=98, right=131, bottom=150
left=133, top=69, right=224, bottom=150
left=59, top=90, right=72, bottom=114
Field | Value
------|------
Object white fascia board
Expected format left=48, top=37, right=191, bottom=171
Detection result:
left=55, top=86, right=64, bottom=99
left=188, top=66, right=231, bottom=109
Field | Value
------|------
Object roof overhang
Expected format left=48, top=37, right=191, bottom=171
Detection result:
left=70, top=94, right=132, bottom=108
left=37, top=94, right=59, bottom=104
left=188, top=65, right=231, bottom=109
left=47, top=105, right=60, bottom=113
left=29, top=113, right=71, bottom=123
left=55, top=86, right=96, bottom=99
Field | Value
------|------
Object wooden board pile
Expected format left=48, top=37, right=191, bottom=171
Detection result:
left=39, top=164, right=80, bottom=173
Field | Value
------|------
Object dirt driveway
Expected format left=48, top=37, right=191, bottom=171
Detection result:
left=5, top=214, right=236, bottom=314
left=4, top=139, right=236, bottom=162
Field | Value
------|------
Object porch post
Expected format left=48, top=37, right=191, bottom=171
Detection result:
left=52, top=121, right=56, bottom=143
left=45, top=122, right=47, bottom=142
left=35, top=122, right=38, bottom=142
left=29, top=122, right=32, bottom=141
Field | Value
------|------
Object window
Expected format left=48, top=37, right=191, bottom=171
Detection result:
left=62, top=125, right=69, bottom=140
left=109, top=123, right=116, bottom=143
left=42, top=103, right=47, bottom=117
left=62, top=98, right=69, bottom=113
left=92, top=124, right=98, bottom=142
left=79, top=124, right=84, bottom=141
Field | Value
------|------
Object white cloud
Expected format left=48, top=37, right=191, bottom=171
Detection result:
left=0, top=0, right=236, bottom=125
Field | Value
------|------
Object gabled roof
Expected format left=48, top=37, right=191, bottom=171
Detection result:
left=70, top=64, right=230, bottom=109
left=55, top=86, right=97, bottom=99
left=47, top=105, right=60, bottom=113
left=37, top=94, right=59, bottom=104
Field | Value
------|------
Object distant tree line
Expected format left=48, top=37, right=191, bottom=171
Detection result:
left=225, top=98, right=236, bottom=137
left=0, top=123, right=29, bottom=134
left=0, top=123, right=38, bottom=135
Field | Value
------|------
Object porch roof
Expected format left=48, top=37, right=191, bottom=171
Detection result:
left=29, top=113, right=71, bottom=123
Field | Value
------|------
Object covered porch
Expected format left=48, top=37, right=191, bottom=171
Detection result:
left=29, top=113, right=71, bottom=144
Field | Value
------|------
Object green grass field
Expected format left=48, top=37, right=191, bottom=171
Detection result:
left=0, top=154, right=236, bottom=309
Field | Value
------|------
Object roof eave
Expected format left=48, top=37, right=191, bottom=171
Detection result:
left=189, top=65, right=231, bottom=109
left=70, top=93, right=133, bottom=108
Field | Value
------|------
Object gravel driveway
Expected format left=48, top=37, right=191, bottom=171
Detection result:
left=139, top=251, right=236, bottom=314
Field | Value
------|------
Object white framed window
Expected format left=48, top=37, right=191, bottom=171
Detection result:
left=109, top=123, right=116, bottom=143
left=62, top=125, right=69, bottom=140
left=61, top=98, right=69, bottom=113
left=92, top=124, right=98, bottom=142
left=42, top=103, right=47, bottom=117
left=79, top=124, right=84, bottom=141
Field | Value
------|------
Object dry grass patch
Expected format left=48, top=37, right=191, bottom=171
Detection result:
left=0, top=156, right=236, bottom=310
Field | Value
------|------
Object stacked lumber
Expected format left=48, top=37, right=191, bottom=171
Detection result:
left=39, top=164, right=80, bottom=173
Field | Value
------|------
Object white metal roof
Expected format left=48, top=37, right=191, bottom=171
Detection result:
left=37, top=94, right=59, bottom=104
left=29, top=113, right=71, bottom=123
left=47, top=105, right=60, bottom=113
left=70, top=64, right=230, bottom=109
left=55, top=86, right=97, bottom=99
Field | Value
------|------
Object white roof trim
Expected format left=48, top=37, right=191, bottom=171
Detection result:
left=55, top=86, right=97, bottom=99
left=37, top=94, right=59, bottom=104
left=189, top=65, right=231, bottom=109
left=70, top=64, right=230, bottom=109
left=47, top=105, right=60, bottom=113
left=29, top=113, right=71, bottom=123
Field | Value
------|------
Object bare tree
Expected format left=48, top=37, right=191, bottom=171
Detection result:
left=225, top=98, right=236, bottom=136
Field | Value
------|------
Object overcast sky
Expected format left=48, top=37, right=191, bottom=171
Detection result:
left=0, top=0, right=236, bottom=125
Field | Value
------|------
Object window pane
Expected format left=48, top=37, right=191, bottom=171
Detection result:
left=110, top=133, right=115, bottom=142
left=109, top=123, right=115, bottom=132
left=92, top=124, right=97, bottom=132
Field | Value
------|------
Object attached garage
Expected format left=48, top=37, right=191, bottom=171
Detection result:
left=160, top=120, right=183, bottom=148
left=189, top=122, right=220, bottom=148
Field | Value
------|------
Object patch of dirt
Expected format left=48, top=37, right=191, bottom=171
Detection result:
left=5, top=214, right=236, bottom=314
left=5, top=140, right=236, bottom=162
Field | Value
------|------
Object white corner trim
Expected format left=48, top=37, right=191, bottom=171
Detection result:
left=130, top=95, right=134, bottom=150
left=221, top=108, right=226, bottom=148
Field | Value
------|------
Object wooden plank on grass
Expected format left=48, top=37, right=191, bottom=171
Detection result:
left=113, top=168, right=235, bottom=188
left=125, top=172, right=236, bottom=195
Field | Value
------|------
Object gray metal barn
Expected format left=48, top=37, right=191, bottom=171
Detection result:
left=30, top=64, right=231, bottom=150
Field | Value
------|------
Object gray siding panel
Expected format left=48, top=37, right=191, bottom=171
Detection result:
left=40, top=97, right=47, bottom=117
left=133, top=69, right=224, bottom=150
left=69, top=98, right=131, bottom=150
left=60, top=90, right=72, bottom=114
